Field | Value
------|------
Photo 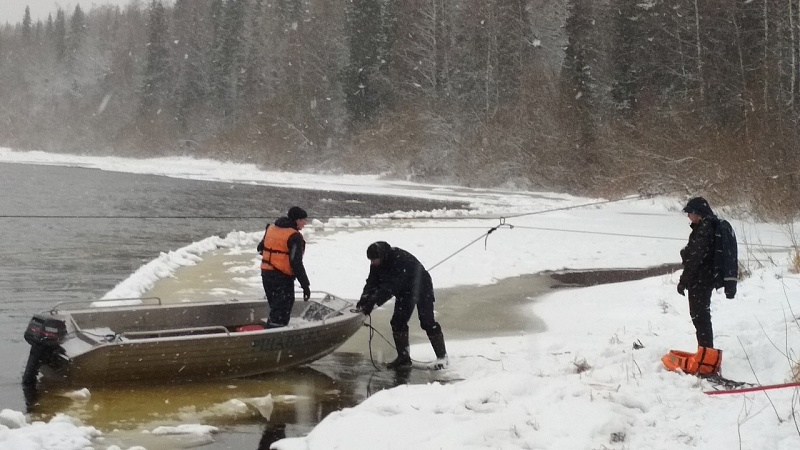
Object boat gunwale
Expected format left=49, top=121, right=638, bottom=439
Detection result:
left=71, top=310, right=364, bottom=347
left=52, top=294, right=362, bottom=348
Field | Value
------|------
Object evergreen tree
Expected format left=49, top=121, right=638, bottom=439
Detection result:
left=35, top=21, right=42, bottom=46
left=54, top=8, right=67, bottom=62
left=69, top=5, right=87, bottom=57
left=278, top=0, right=305, bottom=99
left=218, top=0, right=247, bottom=114
left=173, top=0, right=212, bottom=129
left=22, top=6, right=32, bottom=43
left=701, top=0, right=745, bottom=125
left=456, top=0, right=532, bottom=114
left=344, top=0, right=395, bottom=123
left=45, top=14, right=53, bottom=42
left=495, top=0, right=530, bottom=105
left=242, top=0, right=272, bottom=105
left=559, top=0, right=597, bottom=154
left=456, top=0, right=495, bottom=112
left=140, top=0, right=171, bottom=115
left=301, top=0, right=350, bottom=145
left=208, top=0, right=227, bottom=105
left=609, top=0, right=641, bottom=114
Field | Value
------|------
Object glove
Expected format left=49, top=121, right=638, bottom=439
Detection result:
left=356, top=298, right=373, bottom=316
left=677, top=283, right=686, bottom=296
left=724, top=280, right=736, bottom=299
left=302, top=286, right=311, bottom=302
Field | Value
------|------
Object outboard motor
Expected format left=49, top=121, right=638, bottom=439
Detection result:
left=22, top=314, right=66, bottom=385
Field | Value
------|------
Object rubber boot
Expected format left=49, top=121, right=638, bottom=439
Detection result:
left=429, top=331, right=449, bottom=370
left=386, top=331, right=412, bottom=370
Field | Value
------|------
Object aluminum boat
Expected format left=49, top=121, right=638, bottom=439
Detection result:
left=22, top=292, right=364, bottom=385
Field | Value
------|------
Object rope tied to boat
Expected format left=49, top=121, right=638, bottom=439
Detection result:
left=362, top=316, right=384, bottom=371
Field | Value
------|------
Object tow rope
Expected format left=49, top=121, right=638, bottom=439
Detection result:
left=427, top=217, right=513, bottom=272
left=362, top=316, right=387, bottom=370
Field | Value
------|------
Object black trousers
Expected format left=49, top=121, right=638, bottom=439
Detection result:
left=390, top=291, right=441, bottom=337
left=261, top=271, right=295, bottom=327
left=688, top=285, right=714, bottom=348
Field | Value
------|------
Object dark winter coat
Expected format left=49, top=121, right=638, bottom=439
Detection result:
left=680, top=215, right=719, bottom=289
left=357, top=245, right=434, bottom=311
left=256, top=217, right=310, bottom=289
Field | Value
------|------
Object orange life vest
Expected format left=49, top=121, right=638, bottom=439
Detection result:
left=261, top=226, right=300, bottom=275
left=662, top=346, right=722, bottom=375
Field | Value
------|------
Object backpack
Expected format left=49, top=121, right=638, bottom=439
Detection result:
left=713, top=218, right=738, bottom=298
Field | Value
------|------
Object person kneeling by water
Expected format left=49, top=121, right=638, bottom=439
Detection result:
left=356, top=241, right=448, bottom=370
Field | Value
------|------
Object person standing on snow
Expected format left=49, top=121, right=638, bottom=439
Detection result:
left=257, top=206, right=311, bottom=328
left=677, top=197, right=718, bottom=349
left=356, top=241, right=449, bottom=370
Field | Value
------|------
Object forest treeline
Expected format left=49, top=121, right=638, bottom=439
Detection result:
left=0, top=0, right=798, bottom=216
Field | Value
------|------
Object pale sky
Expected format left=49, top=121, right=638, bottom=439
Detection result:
left=1, top=1, right=137, bottom=25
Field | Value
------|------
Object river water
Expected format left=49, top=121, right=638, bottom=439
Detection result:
left=0, top=162, right=556, bottom=449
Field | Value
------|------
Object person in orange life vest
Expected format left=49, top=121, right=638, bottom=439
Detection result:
left=677, top=197, right=717, bottom=349
left=257, top=206, right=310, bottom=328
left=356, top=241, right=448, bottom=370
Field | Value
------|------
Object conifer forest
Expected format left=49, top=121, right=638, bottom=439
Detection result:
left=1, top=1, right=798, bottom=215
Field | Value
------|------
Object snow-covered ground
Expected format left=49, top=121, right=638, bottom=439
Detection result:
left=1, top=148, right=799, bottom=450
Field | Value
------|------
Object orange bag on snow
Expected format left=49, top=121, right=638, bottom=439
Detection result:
left=662, top=346, right=722, bottom=375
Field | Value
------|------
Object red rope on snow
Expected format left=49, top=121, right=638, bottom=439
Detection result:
left=704, top=381, right=800, bottom=396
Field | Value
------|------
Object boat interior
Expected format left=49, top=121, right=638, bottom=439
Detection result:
left=54, top=297, right=344, bottom=342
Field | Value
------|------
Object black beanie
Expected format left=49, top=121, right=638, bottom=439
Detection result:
left=366, top=241, right=391, bottom=261
left=287, top=206, right=308, bottom=221
left=682, top=197, right=714, bottom=217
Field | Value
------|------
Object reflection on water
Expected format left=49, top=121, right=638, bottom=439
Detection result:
left=22, top=382, right=40, bottom=412
left=29, top=367, right=333, bottom=428
left=258, top=423, right=287, bottom=449
left=23, top=352, right=456, bottom=449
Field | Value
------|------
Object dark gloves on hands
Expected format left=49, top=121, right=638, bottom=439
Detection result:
left=724, top=280, right=736, bottom=299
left=356, top=297, right=373, bottom=316
left=677, top=283, right=686, bottom=296
left=360, top=303, right=373, bottom=316
left=302, top=286, right=311, bottom=302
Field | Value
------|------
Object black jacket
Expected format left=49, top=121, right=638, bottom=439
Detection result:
left=680, top=215, right=718, bottom=289
left=257, top=217, right=310, bottom=289
left=358, top=246, right=434, bottom=310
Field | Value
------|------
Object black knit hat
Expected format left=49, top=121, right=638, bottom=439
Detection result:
left=366, top=241, right=391, bottom=261
left=682, top=197, right=714, bottom=217
left=287, top=206, right=308, bottom=221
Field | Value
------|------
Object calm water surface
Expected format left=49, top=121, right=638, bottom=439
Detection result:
left=0, top=162, right=476, bottom=449
left=0, top=162, right=556, bottom=449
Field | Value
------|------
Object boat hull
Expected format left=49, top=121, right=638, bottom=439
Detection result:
left=31, top=297, right=364, bottom=385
